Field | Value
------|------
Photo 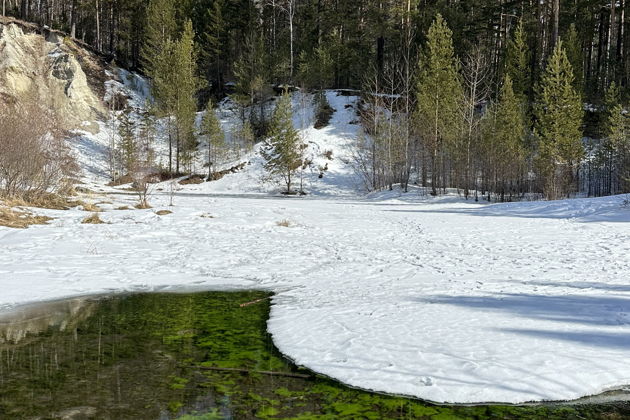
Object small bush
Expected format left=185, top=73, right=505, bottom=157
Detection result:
left=81, top=213, right=105, bottom=224
left=276, top=219, right=293, bottom=227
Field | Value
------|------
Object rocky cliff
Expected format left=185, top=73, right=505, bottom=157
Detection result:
left=0, top=18, right=105, bottom=131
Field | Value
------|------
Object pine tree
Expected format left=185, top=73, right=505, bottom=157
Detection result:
left=261, top=92, right=303, bottom=194
left=415, top=14, right=463, bottom=195
left=118, top=107, right=137, bottom=175
left=564, top=24, right=584, bottom=94
left=199, top=0, right=225, bottom=87
left=142, top=0, right=177, bottom=92
left=298, top=45, right=334, bottom=90
left=534, top=41, right=584, bottom=200
left=504, top=20, right=530, bottom=102
left=488, top=75, right=527, bottom=201
left=601, top=82, right=630, bottom=194
left=201, top=99, right=225, bottom=179
left=608, top=106, right=630, bottom=193
left=172, top=20, right=201, bottom=174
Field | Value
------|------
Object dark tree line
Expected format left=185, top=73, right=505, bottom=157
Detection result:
left=3, top=0, right=630, bottom=100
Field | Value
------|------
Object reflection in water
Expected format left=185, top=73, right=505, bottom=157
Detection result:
left=0, top=297, right=98, bottom=344
left=0, top=292, right=628, bottom=420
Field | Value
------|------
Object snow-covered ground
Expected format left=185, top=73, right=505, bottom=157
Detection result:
left=2, top=190, right=630, bottom=404
left=2, top=74, right=630, bottom=405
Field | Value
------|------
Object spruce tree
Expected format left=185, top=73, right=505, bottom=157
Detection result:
left=415, top=14, right=463, bottom=195
left=534, top=41, right=584, bottom=199
left=504, top=20, right=530, bottom=102
left=201, top=100, right=225, bottom=180
left=261, top=93, right=303, bottom=194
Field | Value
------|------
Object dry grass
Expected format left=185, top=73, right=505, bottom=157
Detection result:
left=3, top=193, right=76, bottom=210
left=115, top=206, right=131, bottom=211
left=135, top=202, right=152, bottom=209
left=0, top=207, right=52, bottom=229
left=155, top=210, right=173, bottom=216
left=81, top=213, right=105, bottom=224
left=276, top=219, right=293, bottom=227
left=80, top=202, right=102, bottom=212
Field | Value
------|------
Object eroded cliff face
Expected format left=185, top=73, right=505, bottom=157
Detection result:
left=0, top=21, right=105, bottom=131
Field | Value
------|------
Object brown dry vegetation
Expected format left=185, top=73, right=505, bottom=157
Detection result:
left=0, top=206, right=52, bottom=228
left=80, top=202, right=102, bottom=212
left=0, top=95, right=77, bottom=201
left=276, top=219, right=293, bottom=227
left=81, top=213, right=105, bottom=224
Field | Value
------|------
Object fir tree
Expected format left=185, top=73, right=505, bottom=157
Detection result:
left=504, top=20, right=530, bottom=102
left=201, top=99, right=225, bottom=180
left=262, top=93, right=303, bottom=194
left=534, top=41, right=584, bottom=200
left=415, top=14, right=463, bottom=195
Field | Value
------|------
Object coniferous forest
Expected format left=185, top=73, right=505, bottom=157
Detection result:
left=3, top=0, right=630, bottom=200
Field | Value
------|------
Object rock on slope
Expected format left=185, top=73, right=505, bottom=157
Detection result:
left=0, top=19, right=104, bottom=130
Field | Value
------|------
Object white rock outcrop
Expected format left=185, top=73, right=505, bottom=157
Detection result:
left=0, top=22, right=104, bottom=129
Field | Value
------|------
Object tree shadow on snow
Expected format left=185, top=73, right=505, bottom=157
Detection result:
left=413, top=293, right=630, bottom=344
left=385, top=196, right=630, bottom=223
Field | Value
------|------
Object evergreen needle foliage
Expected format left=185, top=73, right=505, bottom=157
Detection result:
left=534, top=41, right=584, bottom=200
left=261, top=93, right=303, bottom=194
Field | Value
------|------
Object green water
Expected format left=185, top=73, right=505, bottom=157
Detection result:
left=0, top=291, right=628, bottom=419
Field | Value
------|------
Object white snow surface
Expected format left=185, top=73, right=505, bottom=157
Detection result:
left=2, top=79, right=630, bottom=404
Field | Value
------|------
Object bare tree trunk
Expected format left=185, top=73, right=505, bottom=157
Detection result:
left=289, top=3, right=294, bottom=78
left=552, top=0, right=560, bottom=49
left=70, top=0, right=77, bottom=38
left=95, top=0, right=101, bottom=52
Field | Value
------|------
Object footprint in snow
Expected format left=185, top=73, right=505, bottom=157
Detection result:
left=419, top=376, right=434, bottom=386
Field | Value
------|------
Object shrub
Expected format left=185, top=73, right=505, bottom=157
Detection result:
left=0, top=96, right=76, bottom=200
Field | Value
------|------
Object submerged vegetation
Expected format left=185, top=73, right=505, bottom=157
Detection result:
left=0, top=291, right=628, bottom=419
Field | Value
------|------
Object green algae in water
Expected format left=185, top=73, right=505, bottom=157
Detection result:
left=0, top=291, right=628, bottom=420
